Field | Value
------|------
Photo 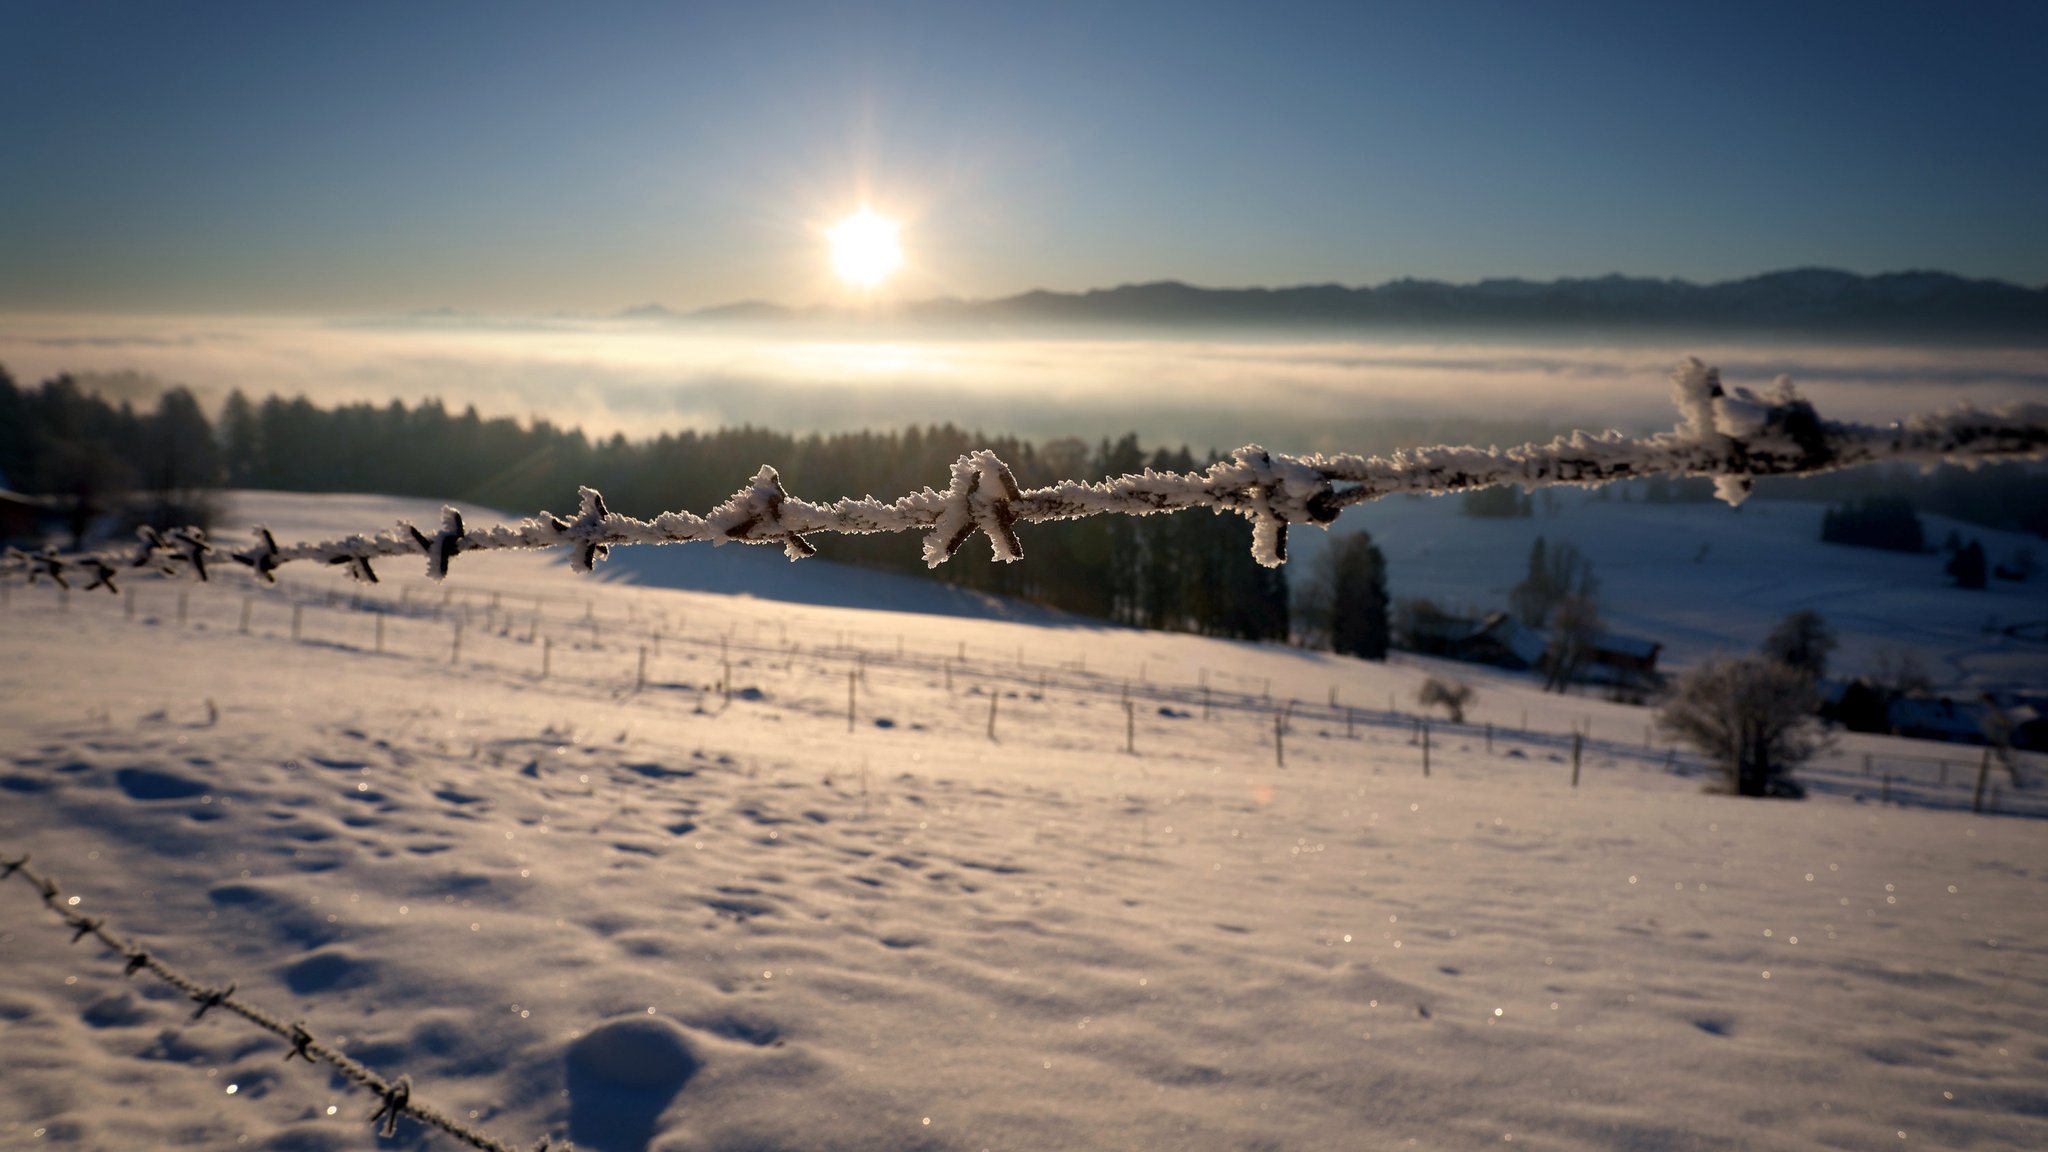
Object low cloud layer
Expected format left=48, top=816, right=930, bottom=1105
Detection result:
left=3, top=314, right=2043, bottom=457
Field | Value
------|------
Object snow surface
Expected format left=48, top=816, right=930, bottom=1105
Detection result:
left=2, top=491, right=2045, bottom=1151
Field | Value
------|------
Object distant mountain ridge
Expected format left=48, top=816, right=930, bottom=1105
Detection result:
left=639, top=269, right=2048, bottom=336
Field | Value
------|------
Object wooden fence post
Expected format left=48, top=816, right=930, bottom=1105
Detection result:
left=1973, top=747, right=1991, bottom=813
left=987, top=688, right=998, bottom=741
left=1571, top=732, right=1583, bottom=788
left=1421, top=722, right=1430, bottom=777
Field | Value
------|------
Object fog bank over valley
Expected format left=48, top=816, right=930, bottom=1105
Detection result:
left=4, top=314, right=2044, bottom=457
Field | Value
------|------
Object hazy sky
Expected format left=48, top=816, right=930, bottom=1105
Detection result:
left=4, top=1, right=2044, bottom=314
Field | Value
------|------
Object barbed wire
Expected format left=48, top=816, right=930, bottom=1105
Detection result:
left=5, top=358, right=2044, bottom=591
left=0, top=849, right=551, bottom=1151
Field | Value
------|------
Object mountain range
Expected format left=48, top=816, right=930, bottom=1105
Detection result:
left=625, top=269, right=2048, bottom=337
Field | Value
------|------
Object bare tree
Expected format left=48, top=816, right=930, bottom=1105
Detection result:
left=1543, top=593, right=1601, bottom=693
left=1657, top=656, right=1827, bottom=798
left=1418, top=676, right=1474, bottom=724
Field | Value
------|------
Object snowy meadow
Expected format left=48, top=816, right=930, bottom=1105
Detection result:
left=2, top=481, right=2045, bottom=1152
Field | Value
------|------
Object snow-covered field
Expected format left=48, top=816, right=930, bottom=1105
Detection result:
left=3, top=491, right=2045, bottom=1152
left=1294, top=490, right=2048, bottom=695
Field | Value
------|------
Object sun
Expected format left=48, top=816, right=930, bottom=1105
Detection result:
left=828, top=208, right=903, bottom=288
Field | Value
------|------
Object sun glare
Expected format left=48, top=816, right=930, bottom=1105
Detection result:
left=828, top=209, right=903, bottom=288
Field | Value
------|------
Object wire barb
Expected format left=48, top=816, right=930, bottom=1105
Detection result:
left=370, top=1075, right=413, bottom=1138
left=189, top=982, right=235, bottom=1020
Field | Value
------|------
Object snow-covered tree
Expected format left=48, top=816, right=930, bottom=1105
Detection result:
left=1657, top=656, right=1826, bottom=798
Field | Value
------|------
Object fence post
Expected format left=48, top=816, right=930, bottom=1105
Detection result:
left=1485, top=721, right=1492, bottom=753
left=636, top=646, right=647, bottom=691
left=944, top=658, right=953, bottom=692
left=987, top=688, right=998, bottom=741
left=1274, top=708, right=1285, bottom=768
left=1421, top=722, right=1430, bottom=777
left=1202, top=684, right=1211, bottom=722
left=722, top=660, right=732, bottom=704
left=1125, top=700, right=1136, bottom=755
left=1863, top=753, right=1873, bottom=777
left=450, top=620, right=462, bottom=664
left=542, top=637, right=552, bottom=679
left=1973, top=747, right=1990, bottom=813
left=847, top=670, right=856, bottom=732
left=1571, top=732, right=1583, bottom=788
left=1346, top=705, right=1355, bottom=739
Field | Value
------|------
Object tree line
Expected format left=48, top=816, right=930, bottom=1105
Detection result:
left=0, top=367, right=1289, bottom=642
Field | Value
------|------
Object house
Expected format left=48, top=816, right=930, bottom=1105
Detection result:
left=1587, top=631, right=1662, bottom=679
left=1887, top=696, right=1991, bottom=745
left=1458, top=612, right=1549, bottom=671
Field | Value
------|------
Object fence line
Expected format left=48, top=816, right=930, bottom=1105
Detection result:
left=5, top=360, right=2044, bottom=592
left=0, top=850, right=549, bottom=1152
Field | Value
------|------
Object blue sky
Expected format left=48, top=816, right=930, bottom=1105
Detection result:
left=3, top=0, right=2043, bottom=313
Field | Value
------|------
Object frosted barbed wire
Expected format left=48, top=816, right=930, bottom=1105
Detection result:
left=5, top=359, right=2043, bottom=589
left=0, top=849, right=552, bottom=1152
